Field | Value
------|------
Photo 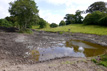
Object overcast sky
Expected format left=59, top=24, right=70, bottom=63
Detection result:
left=0, top=0, right=107, bottom=24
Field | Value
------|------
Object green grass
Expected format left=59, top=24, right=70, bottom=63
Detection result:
left=92, top=54, right=107, bottom=67
left=19, top=29, right=33, bottom=34
left=32, top=24, right=107, bottom=35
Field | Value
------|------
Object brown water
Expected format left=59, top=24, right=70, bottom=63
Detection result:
left=26, top=40, right=107, bottom=62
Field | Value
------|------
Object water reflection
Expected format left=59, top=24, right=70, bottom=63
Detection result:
left=66, top=40, right=107, bottom=57
left=27, top=40, right=107, bottom=62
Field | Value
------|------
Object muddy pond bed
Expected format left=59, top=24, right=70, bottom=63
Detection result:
left=25, top=39, right=107, bottom=62
left=0, top=31, right=107, bottom=63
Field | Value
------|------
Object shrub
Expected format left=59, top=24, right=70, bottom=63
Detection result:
left=0, top=19, right=13, bottom=27
left=99, top=16, right=107, bottom=26
left=59, top=20, right=66, bottom=26
left=39, top=18, right=47, bottom=28
left=50, top=23, right=58, bottom=28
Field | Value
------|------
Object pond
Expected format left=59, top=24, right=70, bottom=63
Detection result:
left=25, top=40, right=107, bottom=62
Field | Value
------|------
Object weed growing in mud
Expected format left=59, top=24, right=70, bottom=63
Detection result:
left=59, top=31, right=64, bottom=34
left=62, top=61, right=74, bottom=65
left=92, top=54, right=107, bottom=67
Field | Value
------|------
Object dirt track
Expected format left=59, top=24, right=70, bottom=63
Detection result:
left=0, top=30, right=107, bottom=71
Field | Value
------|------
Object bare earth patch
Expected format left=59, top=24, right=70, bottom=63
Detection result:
left=0, top=31, right=107, bottom=71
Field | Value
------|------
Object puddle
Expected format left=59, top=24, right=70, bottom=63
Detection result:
left=25, top=40, right=107, bottom=62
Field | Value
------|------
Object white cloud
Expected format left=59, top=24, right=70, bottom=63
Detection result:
left=37, top=0, right=107, bottom=23
left=0, top=0, right=14, bottom=18
left=39, top=10, right=64, bottom=24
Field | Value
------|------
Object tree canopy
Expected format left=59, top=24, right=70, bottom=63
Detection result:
left=59, top=20, right=66, bottom=26
left=64, top=10, right=83, bottom=25
left=83, top=11, right=107, bottom=25
left=9, top=0, right=39, bottom=31
left=86, top=1, right=107, bottom=13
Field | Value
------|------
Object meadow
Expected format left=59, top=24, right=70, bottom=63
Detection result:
left=32, top=24, right=107, bottom=35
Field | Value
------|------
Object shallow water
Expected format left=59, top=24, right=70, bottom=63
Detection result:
left=26, top=40, right=107, bottom=62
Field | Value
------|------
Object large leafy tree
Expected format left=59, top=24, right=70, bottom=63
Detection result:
left=9, top=0, right=39, bottom=30
left=86, top=1, right=107, bottom=13
left=64, top=10, right=83, bottom=25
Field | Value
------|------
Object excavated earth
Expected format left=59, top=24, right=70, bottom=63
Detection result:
left=0, top=30, right=107, bottom=71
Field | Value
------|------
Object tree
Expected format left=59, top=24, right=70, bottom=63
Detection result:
left=99, top=15, right=107, bottom=26
left=64, top=10, right=83, bottom=25
left=83, top=11, right=106, bottom=25
left=86, top=1, right=107, bottom=13
left=59, top=20, right=66, bottom=26
left=9, top=0, right=39, bottom=31
left=64, top=14, right=75, bottom=25
left=50, top=23, right=58, bottom=28
left=75, top=10, right=83, bottom=23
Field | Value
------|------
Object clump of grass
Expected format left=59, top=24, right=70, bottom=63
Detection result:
left=19, top=29, right=33, bottom=34
left=62, top=61, right=74, bottom=65
left=92, top=54, right=107, bottom=67
left=59, top=31, right=64, bottom=34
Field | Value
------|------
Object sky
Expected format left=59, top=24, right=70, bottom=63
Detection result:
left=0, top=0, right=107, bottom=24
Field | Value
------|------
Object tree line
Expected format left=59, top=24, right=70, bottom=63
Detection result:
left=0, top=0, right=107, bottom=31
left=51, top=1, right=107, bottom=28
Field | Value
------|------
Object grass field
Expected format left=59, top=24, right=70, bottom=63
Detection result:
left=32, top=24, right=107, bottom=35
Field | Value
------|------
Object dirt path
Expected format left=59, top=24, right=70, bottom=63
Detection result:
left=0, top=31, right=107, bottom=71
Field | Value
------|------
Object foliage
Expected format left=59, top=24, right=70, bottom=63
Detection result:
left=64, top=14, right=75, bottom=25
left=5, top=16, right=16, bottom=23
left=92, top=54, right=107, bottom=67
left=9, top=0, right=39, bottom=31
left=75, top=10, right=83, bottom=23
left=83, top=11, right=106, bottom=25
left=0, top=19, right=13, bottom=27
left=64, top=10, right=83, bottom=25
left=99, top=16, right=107, bottom=26
left=39, top=18, right=47, bottom=28
left=86, top=1, right=107, bottom=13
left=19, top=28, right=33, bottom=34
left=5, top=16, right=17, bottom=27
left=59, top=20, right=66, bottom=26
left=33, top=24, right=107, bottom=35
left=50, top=23, right=58, bottom=28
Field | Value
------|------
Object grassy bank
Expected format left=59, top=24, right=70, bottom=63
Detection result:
left=92, top=54, right=107, bottom=67
left=32, top=24, right=107, bottom=35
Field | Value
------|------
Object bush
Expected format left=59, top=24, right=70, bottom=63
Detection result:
left=50, top=23, right=58, bottom=28
left=59, top=20, right=66, bottom=26
left=39, top=18, right=47, bottom=28
left=83, top=11, right=105, bottom=25
left=99, top=16, right=107, bottom=26
left=0, top=19, right=13, bottom=28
